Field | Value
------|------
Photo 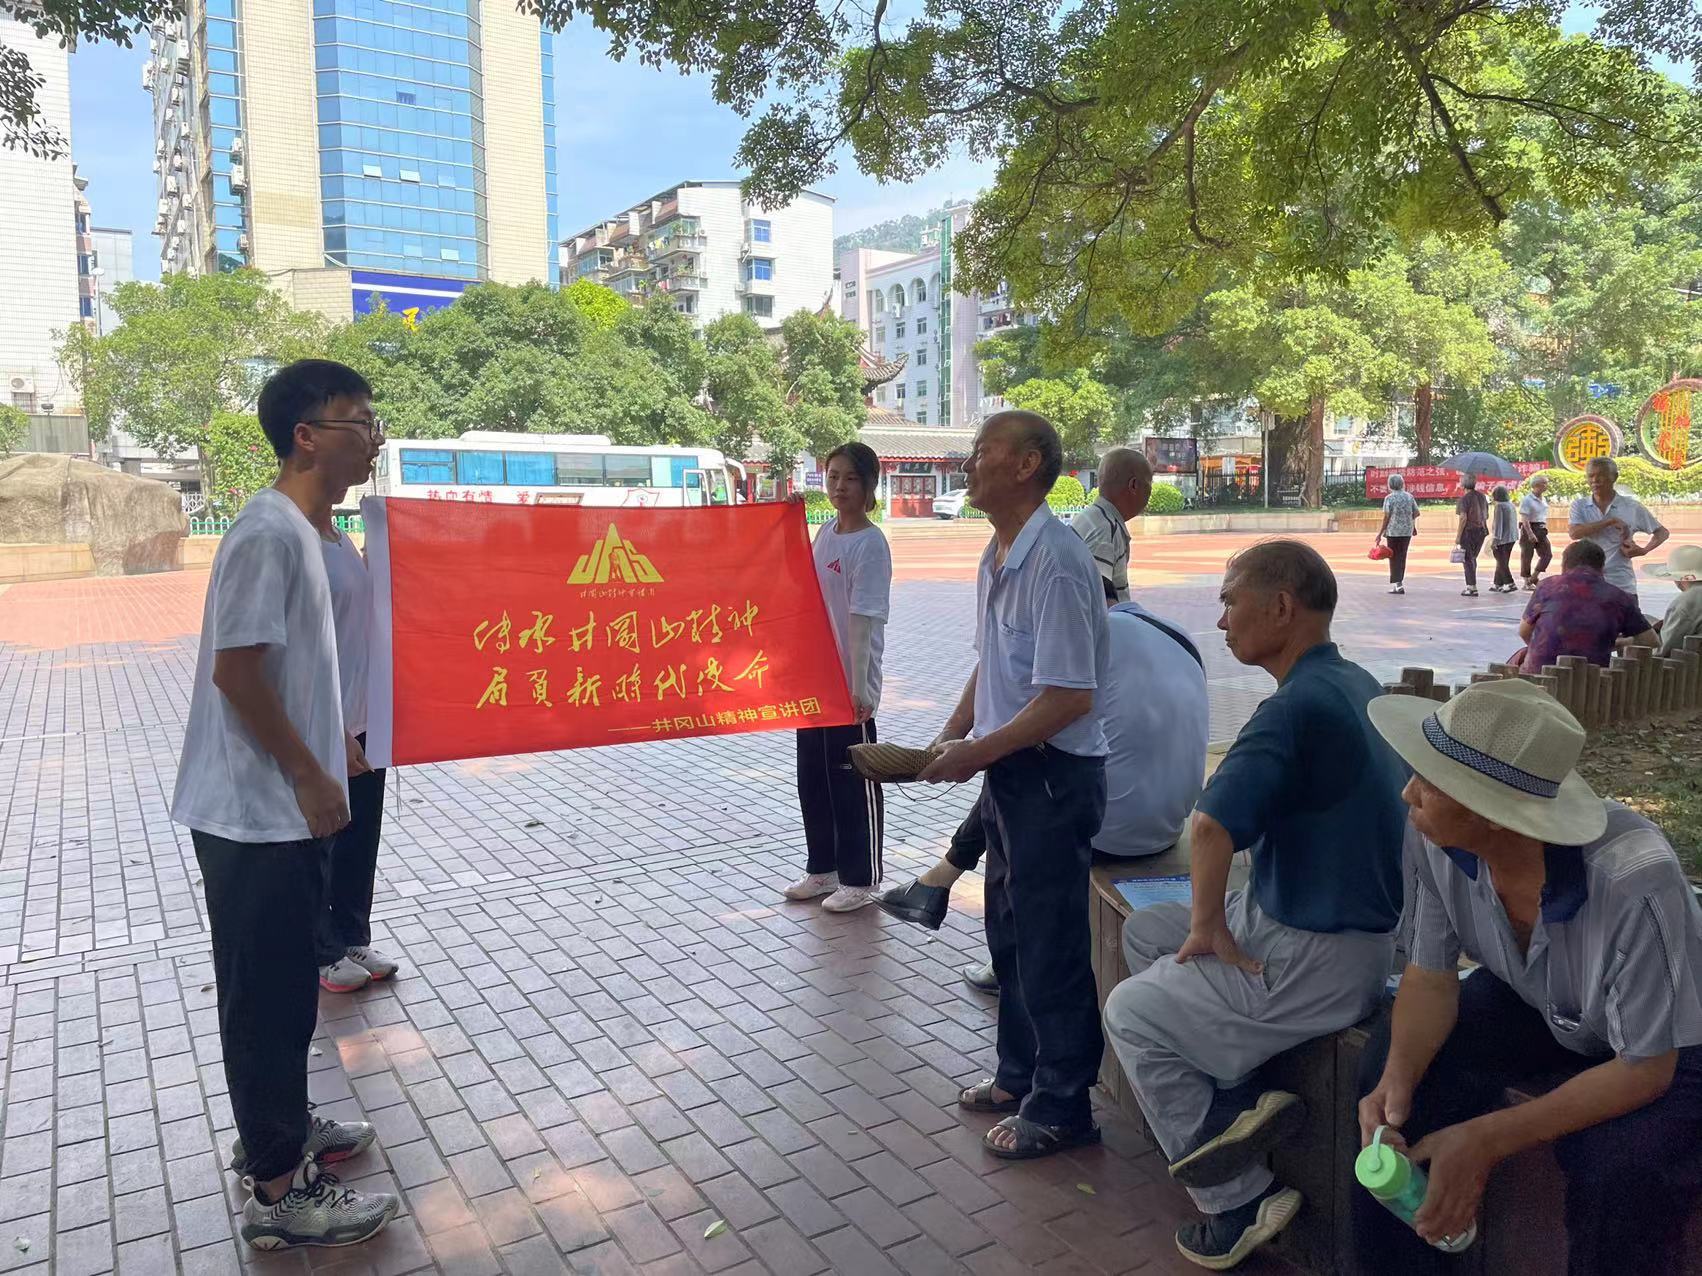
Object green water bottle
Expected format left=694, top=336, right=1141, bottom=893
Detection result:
left=1355, top=1126, right=1477, bottom=1253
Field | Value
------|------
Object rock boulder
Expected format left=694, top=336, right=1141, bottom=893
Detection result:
left=0, top=454, right=189, bottom=576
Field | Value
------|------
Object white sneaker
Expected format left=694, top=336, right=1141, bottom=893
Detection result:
left=1394, top=583, right=1405, bottom=594
left=822, top=885, right=875, bottom=913
left=345, top=945, right=399, bottom=981
left=319, top=956, right=371, bottom=994
left=241, top=1155, right=397, bottom=1250
left=1387, top=584, right=1400, bottom=594
left=784, top=872, right=839, bottom=901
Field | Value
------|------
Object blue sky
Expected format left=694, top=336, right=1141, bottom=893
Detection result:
left=68, top=8, right=1687, bottom=285
left=68, top=21, right=993, bottom=284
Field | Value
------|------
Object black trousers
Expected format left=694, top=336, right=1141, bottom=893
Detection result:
left=194, top=830, right=327, bottom=1183
left=945, top=797, right=988, bottom=872
left=984, top=745, right=1107, bottom=1128
left=1491, top=540, right=1516, bottom=589
left=1354, top=970, right=1702, bottom=1275
left=797, top=720, right=884, bottom=888
left=1521, top=523, right=1553, bottom=580
left=1459, top=527, right=1487, bottom=588
left=316, top=734, right=387, bottom=966
left=1386, top=536, right=1412, bottom=584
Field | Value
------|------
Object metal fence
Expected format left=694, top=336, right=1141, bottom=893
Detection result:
left=190, top=514, right=365, bottom=536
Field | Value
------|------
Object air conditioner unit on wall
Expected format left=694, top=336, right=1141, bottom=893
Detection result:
left=229, top=163, right=246, bottom=192
left=9, top=376, right=34, bottom=396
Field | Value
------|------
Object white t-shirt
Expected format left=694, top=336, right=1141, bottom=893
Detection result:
left=1095, top=603, right=1209, bottom=856
left=1518, top=492, right=1549, bottom=524
left=812, top=520, right=892, bottom=712
left=322, top=529, right=372, bottom=737
left=171, top=488, right=348, bottom=843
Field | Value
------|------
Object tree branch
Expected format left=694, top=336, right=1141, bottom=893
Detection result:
left=1390, top=24, right=1506, bottom=223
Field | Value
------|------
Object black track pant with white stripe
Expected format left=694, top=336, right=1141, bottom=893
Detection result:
left=797, top=720, right=884, bottom=888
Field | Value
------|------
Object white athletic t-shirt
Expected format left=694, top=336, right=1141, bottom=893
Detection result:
left=171, top=488, right=348, bottom=843
left=811, top=520, right=892, bottom=712
left=321, top=529, right=372, bottom=738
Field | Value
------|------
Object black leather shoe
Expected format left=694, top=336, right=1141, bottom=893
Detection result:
left=874, top=879, right=950, bottom=930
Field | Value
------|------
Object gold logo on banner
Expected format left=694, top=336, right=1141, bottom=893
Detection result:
left=568, top=524, right=664, bottom=585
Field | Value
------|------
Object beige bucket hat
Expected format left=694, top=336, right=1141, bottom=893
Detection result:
left=1646, top=545, right=1702, bottom=582
left=1368, top=679, right=1606, bottom=844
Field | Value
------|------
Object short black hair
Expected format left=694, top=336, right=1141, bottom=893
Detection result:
left=1493, top=485, right=1509, bottom=502
left=987, top=410, right=1064, bottom=490
left=256, top=359, right=373, bottom=460
left=1563, top=539, right=1607, bottom=572
left=1225, top=539, right=1338, bottom=614
left=824, top=440, right=881, bottom=511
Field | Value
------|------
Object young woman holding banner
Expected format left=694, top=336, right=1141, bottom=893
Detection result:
left=784, top=442, right=892, bottom=912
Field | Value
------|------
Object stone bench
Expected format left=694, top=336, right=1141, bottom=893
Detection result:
left=1089, top=857, right=1702, bottom=1274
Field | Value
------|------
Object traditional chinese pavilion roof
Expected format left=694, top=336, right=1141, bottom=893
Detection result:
left=860, top=350, right=908, bottom=390
left=858, top=422, right=978, bottom=461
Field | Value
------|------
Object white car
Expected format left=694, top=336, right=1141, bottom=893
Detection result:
left=932, top=488, right=970, bottom=519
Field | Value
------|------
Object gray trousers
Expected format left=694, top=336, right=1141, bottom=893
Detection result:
left=1103, top=890, right=1393, bottom=1214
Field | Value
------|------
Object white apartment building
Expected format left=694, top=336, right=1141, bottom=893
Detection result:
left=836, top=204, right=1025, bottom=430
left=563, top=181, right=834, bottom=326
left=0, top=14, right=82, bottom=414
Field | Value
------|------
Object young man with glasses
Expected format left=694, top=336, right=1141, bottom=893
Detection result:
left=172, top=359, right=398, bottom=1249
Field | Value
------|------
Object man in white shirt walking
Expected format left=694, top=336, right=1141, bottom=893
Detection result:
left=171, top=360, right=399, bottom=1250
left=1568, top=457, right=1668, bottom=606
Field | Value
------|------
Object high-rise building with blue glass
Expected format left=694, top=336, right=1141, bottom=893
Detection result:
left=147, top=0, right=556, bottom=321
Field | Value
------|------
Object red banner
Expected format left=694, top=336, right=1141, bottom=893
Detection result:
left=1366, top=462, right=1548, bottom=500
left=361, top=499, right=854, bottom=767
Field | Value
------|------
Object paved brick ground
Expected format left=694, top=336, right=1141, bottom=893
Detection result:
left=0, top=527, right=1680, bottom=1274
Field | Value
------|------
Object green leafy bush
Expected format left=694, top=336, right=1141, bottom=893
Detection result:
left=1523, top=457, right=1702, bottom=502
left=1046, top=474, right=1088, bottom=510
left=800, top=485, right=883, bottom=522
left=1144, top=483, right=1184, bottom=514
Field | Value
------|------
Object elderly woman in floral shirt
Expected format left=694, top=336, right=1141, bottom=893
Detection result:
left=1376, top=474, right=1420, bottom=595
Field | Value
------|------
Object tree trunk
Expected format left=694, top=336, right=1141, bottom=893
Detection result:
left=1303, top=397, right=1326, bottom=508
left=1415, top=382, right=1433, bottom=464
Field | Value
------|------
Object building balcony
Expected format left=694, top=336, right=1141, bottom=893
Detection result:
left=650, top=233, right=708, bottom=258
left=737, top=276, right=776, bottom=295
left=656, top=274, right=708, bottom=294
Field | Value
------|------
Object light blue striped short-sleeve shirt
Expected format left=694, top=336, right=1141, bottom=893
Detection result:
left=973, top=503, right=1110, bottom=757
left=1404, top=803, right=1702, bottom=1062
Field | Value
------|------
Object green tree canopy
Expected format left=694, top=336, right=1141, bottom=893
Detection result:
left=1002, top=371, right=1116, bottom=462
left=60, top=269, right=327, bottom=457
left=531, top=0, right=1700, bottom=339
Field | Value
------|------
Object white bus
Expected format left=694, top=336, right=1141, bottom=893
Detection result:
left=366, top=431, right=743, bottom=508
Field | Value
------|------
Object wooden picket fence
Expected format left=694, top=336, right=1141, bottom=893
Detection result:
left=1383, top=633, right=1702, bottom=730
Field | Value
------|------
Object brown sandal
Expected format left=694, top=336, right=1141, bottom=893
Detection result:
left=958, top=1079, right=1021, bottom=1113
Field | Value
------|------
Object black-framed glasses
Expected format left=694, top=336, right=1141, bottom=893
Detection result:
left=306, top=417, right=386, bottom=443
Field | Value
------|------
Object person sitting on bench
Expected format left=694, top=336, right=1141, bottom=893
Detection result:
left=1102, top=540, right=1408, bottom=1271
left=1357, top=678, right=1702, bottom=1274
left=875, top=577, right=1208, bottom=995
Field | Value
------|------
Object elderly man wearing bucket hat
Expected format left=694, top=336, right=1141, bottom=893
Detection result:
left=1650, top=544, right=1702, bottom=658
left=1355, top=679, right=1702, bottom=1274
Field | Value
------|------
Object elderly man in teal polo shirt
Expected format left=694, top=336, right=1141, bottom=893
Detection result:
left=1102, top=540, right=1408, bottom=1271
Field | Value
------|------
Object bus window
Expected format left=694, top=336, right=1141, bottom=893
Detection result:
left=683, top=470, right=705, bottom=506
left=457, top=451, right=504, bottom=485
left=376, top=450, right=389, bottom=479
left=556, top=453, right=602, bottom=486
left=605, top=455, right=650, bottom=488
left=668, top=456, right=691, bottom=488
left=400, top=448, right=454, bottom=485
left=504, top=452, right=555, bottom=486
left=709, top=470, right=731, bottom=505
